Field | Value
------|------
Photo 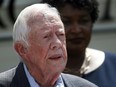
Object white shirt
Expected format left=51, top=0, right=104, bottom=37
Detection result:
left=24, top=64, right=65, bottom=87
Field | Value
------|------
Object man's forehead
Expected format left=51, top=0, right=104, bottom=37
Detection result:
left=40, top=22, right=64, bottom=31
left=28, top=13, right=61, bottom=27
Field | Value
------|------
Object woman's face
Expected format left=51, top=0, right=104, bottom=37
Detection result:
left=60, top=4, right=93, bottom=55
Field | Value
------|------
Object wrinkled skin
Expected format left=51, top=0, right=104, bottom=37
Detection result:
left=15, top=12, right=67, bottom=87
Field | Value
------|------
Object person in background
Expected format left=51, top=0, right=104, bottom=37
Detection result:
left=41, top=0, right=116, bottom=87
left=0, top=3, right=98, bottom=87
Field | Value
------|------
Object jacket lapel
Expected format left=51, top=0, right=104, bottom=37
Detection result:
left=61, top=73, right=73, bottom=87
left=61, top=73, right=83, bottom=87
left=10, top=62, right=30, bottom=87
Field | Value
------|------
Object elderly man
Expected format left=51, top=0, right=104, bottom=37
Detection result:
left=0, top=3, right=98, bottom=87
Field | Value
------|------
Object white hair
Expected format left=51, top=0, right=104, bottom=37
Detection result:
left=13, top=3, right=60, bottom=46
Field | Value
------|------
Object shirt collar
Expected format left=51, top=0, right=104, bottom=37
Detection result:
left=55, top=75, right=65, bottom=87
left=24, top=64, right=64, bottom=87
left=24, top=64, right=40, bottom=87
left=80, top=48, right=105, bottom=74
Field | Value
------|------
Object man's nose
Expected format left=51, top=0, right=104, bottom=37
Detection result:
left=50, top=36, right=62, bottom=50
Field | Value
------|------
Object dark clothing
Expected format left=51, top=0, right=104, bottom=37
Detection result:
left=83, top=52, right=116, bottom=87
left=0, top=62, right=98, bottom=87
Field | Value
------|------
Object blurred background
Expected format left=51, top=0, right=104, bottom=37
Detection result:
left=0, top=0, right=116, bottom=72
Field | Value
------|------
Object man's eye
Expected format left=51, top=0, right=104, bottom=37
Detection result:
left=59, top=33, right=65, bottom=38
left=43, top=35, right=48, bottom=38
left=60, top=34, right=64, bottom=36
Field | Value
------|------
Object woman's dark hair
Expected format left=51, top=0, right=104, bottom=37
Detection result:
left=41, top=0, right=99, bottom=23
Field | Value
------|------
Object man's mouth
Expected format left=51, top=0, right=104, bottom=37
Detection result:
left=49, top=54, right=62, bottom=60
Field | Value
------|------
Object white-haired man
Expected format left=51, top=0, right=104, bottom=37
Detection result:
left=0, top=3, right=98, bottom=87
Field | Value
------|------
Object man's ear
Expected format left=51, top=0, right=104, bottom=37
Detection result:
left=14, top=42, right=27, bottom=57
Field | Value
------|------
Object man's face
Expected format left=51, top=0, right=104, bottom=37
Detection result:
left=26, top=14, right=67, bottom=75
left=60, top=4, right=93, bottom=55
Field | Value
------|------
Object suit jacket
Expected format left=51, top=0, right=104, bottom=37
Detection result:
left=0, top=62, right=98, bottom=87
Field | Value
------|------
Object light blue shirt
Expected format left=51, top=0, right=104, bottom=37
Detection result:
left=24, top=64, right=65, bottom=87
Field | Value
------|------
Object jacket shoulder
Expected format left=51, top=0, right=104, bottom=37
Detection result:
left=61, top=73, right=98, bottom=87
left=0, top=68, right=16, bottom=87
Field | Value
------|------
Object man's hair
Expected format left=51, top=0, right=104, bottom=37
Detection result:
left=13, top=3, right=59, bottom=46
left=41, top=0, right=99, bottom=23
